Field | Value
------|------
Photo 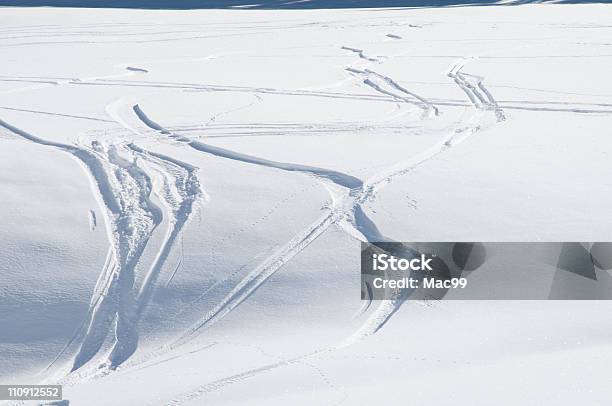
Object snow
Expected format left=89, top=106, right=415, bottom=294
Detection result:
left=1, top=3, right=612, bottom=405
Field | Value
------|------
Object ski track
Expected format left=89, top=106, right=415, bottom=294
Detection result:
left=133, top=104, right=363, bottom=189
left=69, top=78, right=612, bottom=115
left=342, top=46, right=437, bottom=124
left=0, top=106, right=114, bottom=122
left=165, top=349, right=330, bottom=406
left=159, top=55, right=507, bottom=404
left=341, top=46, right=381, bottom=63
left=71, top=78, right=396, bottom=103
left=0, top=96, right=203, bottom=377
left=364, top=69, right=439, bottom=117
left=0, top=118, right=129, bottom=375
left=346, top=66, right=438, bottom=119
left=71, top=101, right=204, bottom=373
left=341, top=56, right=507, bottom=345
left=0, top=65, right=148, bottom=96
left=127, top=143, right=203, bottom=317
left=447, top=58, right=506, bottom=122
left=69, top=140, right=166, bottom=373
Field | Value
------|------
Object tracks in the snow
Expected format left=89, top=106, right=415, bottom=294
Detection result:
left=0, top=105, right=203, bottom=374
left=448, top=58, right=506, bottom=122
left=343, top=44, right=438, bottom=121
left=127, top=84, right=478, bottom=351
left=72, top=105, right=204, bottom=372
left=124, top=49, right=507, bottom=356
left=348, top=67, right=439, bottom=119
left=154, top=53, right=509, bottom=404
left=341, top=46, right=381, bottom=63
left=1, top=41, right=507, bottom=393
left=130, top=104, right=398, bottom=343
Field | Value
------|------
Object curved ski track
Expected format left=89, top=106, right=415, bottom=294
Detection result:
left=0, top=102, right=203, bottom=376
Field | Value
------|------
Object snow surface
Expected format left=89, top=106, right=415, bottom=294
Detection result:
left=1, top=3, right=612, bottom=405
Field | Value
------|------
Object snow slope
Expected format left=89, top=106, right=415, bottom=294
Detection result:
left=1, top=3, right=612, bottom=405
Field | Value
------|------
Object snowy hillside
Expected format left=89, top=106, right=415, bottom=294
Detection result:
left=1, top=3, right=612, bottom=405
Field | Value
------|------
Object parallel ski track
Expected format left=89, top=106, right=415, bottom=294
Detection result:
left=0, top=99, right=203, bottom=377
